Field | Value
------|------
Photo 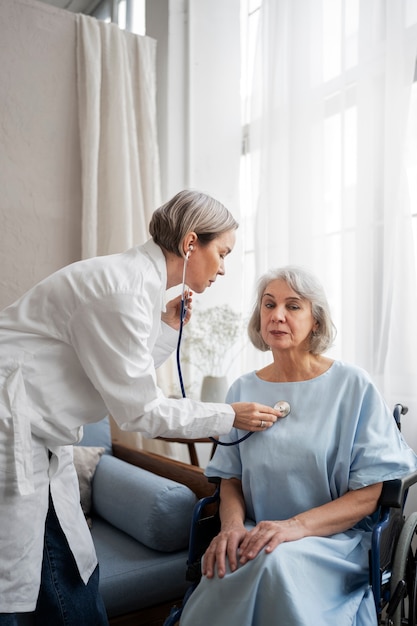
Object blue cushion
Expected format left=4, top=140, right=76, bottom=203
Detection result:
left=91, top=518, right=191, bottom=616
left=79, top=416, right=112, bottom=454
left=92, top=455, right=196, bottom=552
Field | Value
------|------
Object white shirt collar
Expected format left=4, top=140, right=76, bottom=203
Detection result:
left=140, top=239, right=168, bottom=312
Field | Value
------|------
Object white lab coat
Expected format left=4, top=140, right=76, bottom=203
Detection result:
left=0, top=239, right=234, bottom=611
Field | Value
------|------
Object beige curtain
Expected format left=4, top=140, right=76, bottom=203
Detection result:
left=76, top=14, right=188, bottom=462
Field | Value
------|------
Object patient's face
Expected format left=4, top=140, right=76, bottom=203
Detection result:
left=260, top=279, right=317, bottom=353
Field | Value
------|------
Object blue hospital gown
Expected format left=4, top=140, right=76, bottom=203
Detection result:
left=179, top=361, right=417, bottom=626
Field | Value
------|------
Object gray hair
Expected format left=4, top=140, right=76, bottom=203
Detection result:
left=248, top=266, right=336, bottom=355
left=149, top=189, right=238, bottom=256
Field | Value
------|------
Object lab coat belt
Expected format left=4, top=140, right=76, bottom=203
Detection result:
left=5, top=368, right=35, bottom=496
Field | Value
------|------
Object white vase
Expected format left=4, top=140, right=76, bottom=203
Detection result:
left=200, top=375, right=228, bottom=403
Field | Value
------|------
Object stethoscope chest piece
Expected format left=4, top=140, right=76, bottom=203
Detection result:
left=274, top=400, right=291, bottom=417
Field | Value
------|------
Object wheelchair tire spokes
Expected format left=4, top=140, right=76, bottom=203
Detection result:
left=402, top=535, right=417, bottom=625
left=385, top=580, right=407, bottom=625
left=406, top=543, right=417, bottom=626
left=387, top=512, right=417, bottom=626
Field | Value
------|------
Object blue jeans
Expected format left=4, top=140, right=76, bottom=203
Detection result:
left=0, top=496, right=108, bottom=626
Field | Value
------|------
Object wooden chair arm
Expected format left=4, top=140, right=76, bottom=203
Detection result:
left=112, top=442, right=216, bottom=500
left=156, top=437, right=217, bottom=466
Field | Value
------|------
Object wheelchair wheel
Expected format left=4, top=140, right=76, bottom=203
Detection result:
left=389, top=512, right=417, bottom=626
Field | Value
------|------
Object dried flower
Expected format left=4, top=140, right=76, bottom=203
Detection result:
left=181, top=305, right=246, bottom=377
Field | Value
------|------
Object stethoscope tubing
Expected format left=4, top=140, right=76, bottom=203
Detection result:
left=176, top=291, right=254, bottom=446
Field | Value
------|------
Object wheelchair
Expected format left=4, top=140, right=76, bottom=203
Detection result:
left=163, top=404, right=417, bottom=626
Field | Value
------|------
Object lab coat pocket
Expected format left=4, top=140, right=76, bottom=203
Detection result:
left=4, top=367, right=34, bottom=495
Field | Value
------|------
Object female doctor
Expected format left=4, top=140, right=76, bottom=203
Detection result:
left=0, top=189, right=280, bottom=626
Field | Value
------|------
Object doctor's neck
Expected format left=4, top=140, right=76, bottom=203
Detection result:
left=161, top=247, right=188, bottom=290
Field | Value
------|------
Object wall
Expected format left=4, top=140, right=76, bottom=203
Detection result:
left=0, top=0, right=81, bottom=310
left=1, top=0, right=242, bottom=312
left=187, top=0, right=243, bottom=311
left=146, top=0, right=243, bottom=312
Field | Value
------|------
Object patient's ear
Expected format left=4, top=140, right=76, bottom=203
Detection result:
left=311, top=320, right=321, bottom=339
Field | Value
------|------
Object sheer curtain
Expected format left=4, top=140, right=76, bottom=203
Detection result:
left=76, top=15, right=185, bottom=460
left=246, top=0, right=417, bottom=449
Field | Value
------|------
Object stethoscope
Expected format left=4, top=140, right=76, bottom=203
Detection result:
left=176, top=250, right=291, bottom=446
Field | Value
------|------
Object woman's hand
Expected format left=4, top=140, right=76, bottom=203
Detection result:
left=237, top=518, right=304, bottom=564
left=231, top=402, right=281, bottom=431
left=203, top=524, right=248, bottom=579
left=203, top=517, right=303, bottom=577
left=162, top=291, right=193, bottom=330
left=237, top=483, right=383, bottom=564
left=205, top=482, right=383, bottom=581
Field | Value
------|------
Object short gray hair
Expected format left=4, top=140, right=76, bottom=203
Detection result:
left=248, top=266, right=336, bottom=355
left=149, top=189, right=238, bottom=256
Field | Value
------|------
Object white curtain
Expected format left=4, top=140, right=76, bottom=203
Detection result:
left=76, top=15, right=187, bottom=461
left=77, top=15, right=159, bottom=257
left=248, top=0, right=417, bottom=451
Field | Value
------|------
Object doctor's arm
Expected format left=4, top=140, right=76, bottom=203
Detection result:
left=153, top=292, right=192, bottom=367
left=69, top=295, right=280, bottom=437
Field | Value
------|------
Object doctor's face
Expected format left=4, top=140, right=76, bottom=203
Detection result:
left=187, top=229, right=236, bottom=293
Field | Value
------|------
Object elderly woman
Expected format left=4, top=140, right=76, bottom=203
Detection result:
left=0, top=190, right=280, bottom=626
left=179, top=265, right=417, bottom=626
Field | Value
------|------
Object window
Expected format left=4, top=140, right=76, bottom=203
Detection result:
left=408, top=67, right=417, bottom=269
left=239, top=0, right=417, bottom=368
left=92, top=0, right=145, bottom=34
left=240, top=0, right=261, bottom=309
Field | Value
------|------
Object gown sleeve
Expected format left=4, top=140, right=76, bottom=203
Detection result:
left=348, top=381, right=417, bottom=489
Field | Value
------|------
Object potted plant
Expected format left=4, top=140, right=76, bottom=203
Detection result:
left=181, top=305, right=246, bottom=402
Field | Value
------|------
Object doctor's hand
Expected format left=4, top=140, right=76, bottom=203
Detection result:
left=230, top=402, right=280, bottom=432
left=162, top=291, right=193, bottom=330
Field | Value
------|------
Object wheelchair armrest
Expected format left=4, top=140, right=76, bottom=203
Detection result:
left=378, top=470, right=417, bottom=508
left=208, top=476, right=221, bottom=485
left=186, top=484, right=221, bottom=581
